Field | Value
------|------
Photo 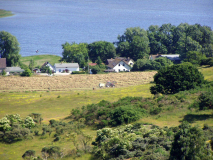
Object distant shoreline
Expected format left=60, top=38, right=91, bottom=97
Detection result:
left=0, top=9, right=14, bottom=18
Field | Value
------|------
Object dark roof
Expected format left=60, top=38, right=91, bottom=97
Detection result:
left=107, top=57, right=133, bottom=69
left=0, top=58, right=6, bottom=69
left=149, top=55, right=161, bottom=60
left=41, top=62, right=50, bottom=67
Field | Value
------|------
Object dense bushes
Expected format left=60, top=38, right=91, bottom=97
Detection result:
left=169, top=121, right=213, bottom=160
left=0, top=114, right=35, bottom=143
left=132, top=57, right=173, bottom=71
left=71, top=97, right=157, bottom=128
left=92, top=122, right=213, bottom=160
left=150, top=63, right=205, bottom=94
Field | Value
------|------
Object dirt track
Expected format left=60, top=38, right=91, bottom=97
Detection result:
left=0, top=72, right=156, bottom=92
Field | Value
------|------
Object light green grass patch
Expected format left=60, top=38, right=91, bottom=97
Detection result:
left=20, top=55, right=61, bottom=67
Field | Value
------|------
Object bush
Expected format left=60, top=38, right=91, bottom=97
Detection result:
left=22, top=150, right=35, bottom=159
left=150, top=63, right=204, bottom=94
left=72, top=71, right=86, bottom=74
left=198, top=91, right=213, bottom=110
left=1, top=69, right=6, bottom=76
left=21, top=68, right=32, bottom=77
left=109, top=106, right=147, bottom=126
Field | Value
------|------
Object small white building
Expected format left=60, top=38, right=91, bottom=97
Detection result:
left=106, top=57, right=134, bottom=72
left=54, top=63, right=79, bottom=73
left=5, top=67, right=24, bottom=75
left=41, top=62, right=55, bottom=72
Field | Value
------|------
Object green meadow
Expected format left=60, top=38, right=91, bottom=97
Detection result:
left=0, top=64, right=212, bottom=159
left=20, top=55, right=62, bottom=68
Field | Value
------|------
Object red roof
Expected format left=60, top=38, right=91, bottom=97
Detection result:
left=89, top=63, right=97, bottom=66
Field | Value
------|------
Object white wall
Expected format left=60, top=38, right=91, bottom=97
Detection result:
left=113, top=61, right=131, bottom=72
left=55, top=67, right=79, bottom=73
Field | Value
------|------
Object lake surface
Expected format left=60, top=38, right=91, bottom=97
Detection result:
left=0, top=0, right=213, bottom=57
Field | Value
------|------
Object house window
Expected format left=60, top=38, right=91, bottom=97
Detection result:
left=123, top=63, right=125, bottom=66
left=59, top=69, right=61, bottom=72
left=119, top=64, right=120, bottom=66
left=118, top=69, right=120, bottom=72
left=123, top=69, right=125, bottom=71
left=130, top=63, right=133, bottom=65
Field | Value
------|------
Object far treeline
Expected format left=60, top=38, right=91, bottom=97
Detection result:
left=0, top=23, right=213, bottom=74
left=60, top=23, right=213, bottom=69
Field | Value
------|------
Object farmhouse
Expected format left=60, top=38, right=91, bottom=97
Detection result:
left=41, top=62, right=55, bottom=72
left=54, top=63, right=79, bottom=73
left=105, top=57, right=134, bottom=72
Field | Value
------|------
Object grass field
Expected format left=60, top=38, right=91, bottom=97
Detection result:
left=20, top=55, right=61, bottom=68
left=0, top=64, right=212, bottom=160
left=0, top=9, right=14, bottom=18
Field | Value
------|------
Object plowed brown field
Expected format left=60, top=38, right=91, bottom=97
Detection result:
left=0, top=72, right=156, bottom=92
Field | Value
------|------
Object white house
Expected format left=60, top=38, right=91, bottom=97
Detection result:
left=41, top=62, right=55, bottom=72
left=106, top=57, right=134, bottom=72
left=54, top=63, right=79, bottom=73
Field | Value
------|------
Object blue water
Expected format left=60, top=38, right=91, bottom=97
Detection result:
left=0, top=0, right=213, bottom=57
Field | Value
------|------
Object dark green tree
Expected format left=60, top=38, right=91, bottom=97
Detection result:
left=183, top=51, right=205, bottom=65
left=61, top=42, right=88, bottom=68
left=0, top=31, right=21, bottom=66
left=169, top=121, right=213, bottom=160
left=88, top=41, right=116, bottom=63
left=129, top=36, right=150, bottom=61
left=150, top=63, right=204, bottom=94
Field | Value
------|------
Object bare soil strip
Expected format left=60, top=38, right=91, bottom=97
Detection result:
left=0, top=72, right=156, bottom=92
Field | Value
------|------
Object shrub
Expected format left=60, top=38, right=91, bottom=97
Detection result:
left=150, top=63, right=204, bottom=94
left=198, top=91, right=213, bottom=110
left=1, top=69, right=6, bottom=76
left=72, top=71, right=86, bottom=74
left=109, top=106, right=147, bottom=126
left=21, top=68, right=32, bottom=77
left=22, top=150, right=35, bottom=159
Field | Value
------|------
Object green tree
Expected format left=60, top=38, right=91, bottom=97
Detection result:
left=117, top=27, right=148, bottom=43
left=129, top=36, right=150, bottom=61
left=96, top=56, right=102, bottom=66
left=61, top=42, right=88, bottom=68
left=29, top=59, right=34, bottom=72
left=0, top=31, right=21, bottom=66
left=183, top=51, right=205, bottom=65
left=88, top=41, right=116, bottom=63
left=169, top=121, right=213, bottom=160
left=150, top=63, right=204, bottom=94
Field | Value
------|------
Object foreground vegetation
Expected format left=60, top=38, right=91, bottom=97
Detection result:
left=0, top=9, right=13, bottom=18
left=0, top=66, right=213, bottom=159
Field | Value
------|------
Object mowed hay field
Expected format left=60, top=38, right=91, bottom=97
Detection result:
left=0, top=72, right=156, bottom=92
